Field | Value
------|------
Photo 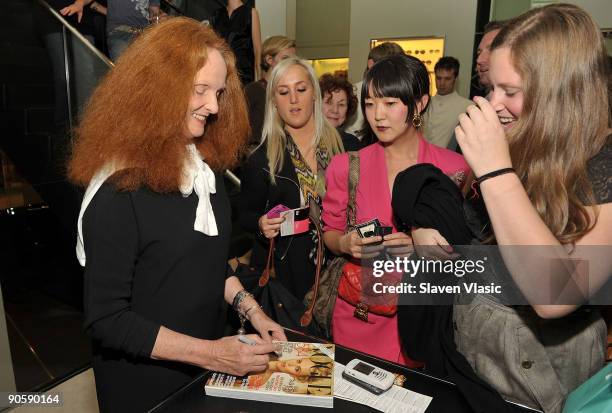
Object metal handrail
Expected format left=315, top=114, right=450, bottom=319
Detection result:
left=33, top=0, right=241, bottom=188
left=35, top=0, right=114, bottom=69
left=224, top=169, right=241, bottom=188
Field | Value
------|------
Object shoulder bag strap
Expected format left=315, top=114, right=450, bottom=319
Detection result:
left=300, top=152, right=360, bottom=326
left=258, top=237, right=275, bottom=287
left=300, top=210, right=323, bottom=327
left=346, top=151, right=360, bottom=230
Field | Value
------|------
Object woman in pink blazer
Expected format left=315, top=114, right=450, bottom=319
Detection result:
left=322, top=54, right=470, bottom=366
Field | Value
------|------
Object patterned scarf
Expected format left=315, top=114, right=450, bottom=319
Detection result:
left=285, top=134, right=331, bottom=207
left=285, top=133, right=332, bottom=267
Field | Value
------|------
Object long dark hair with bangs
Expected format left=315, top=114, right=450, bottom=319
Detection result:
left=360, top=54, right=430, bottom=124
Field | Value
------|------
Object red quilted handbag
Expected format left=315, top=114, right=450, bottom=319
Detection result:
left=337, top=261, right=400, bottom=321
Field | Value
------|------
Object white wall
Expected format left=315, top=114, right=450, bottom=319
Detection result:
left=295, top=0, right=351, bottom=59
left=491, top=0, right=531, bottom=20
left=286, top=0, right=297, bottom=40
left=563, top=0, right=612, bottom=28
left=349, top=0, right=478, bottom=97
left=257, top=0, right=292, bottom=40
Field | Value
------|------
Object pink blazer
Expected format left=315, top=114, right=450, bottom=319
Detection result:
left=323, top=135, right=469, bottom=233
left=321, top=135, right=470, bottom=366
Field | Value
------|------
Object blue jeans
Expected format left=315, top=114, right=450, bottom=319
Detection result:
left=107, top=28, right=137, bottom=61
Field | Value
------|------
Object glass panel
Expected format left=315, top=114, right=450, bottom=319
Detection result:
left=68, top=32, right=111, bottom=120
left=0, top=0, right=112, bottom=395
left=603, top=29, right=612, bottom=55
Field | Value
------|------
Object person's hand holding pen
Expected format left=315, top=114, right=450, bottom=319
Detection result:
left=206, top=334, right=279, bottom=377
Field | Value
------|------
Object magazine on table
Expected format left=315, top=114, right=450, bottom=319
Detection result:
left=205, top=341, right=334, bottom=408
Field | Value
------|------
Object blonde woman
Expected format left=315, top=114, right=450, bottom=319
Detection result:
left=245, top=36, right=296, bottom=145
left=452, top=4, right=611, bottom=411
left=239, top=57, right=344, bottom=301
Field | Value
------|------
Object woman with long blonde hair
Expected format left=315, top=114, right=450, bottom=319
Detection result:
left=69, top=18, right=284, bottom=412
left=453, top=4, right=611, bottom=411
left=239, top=57, right=343, bottom=301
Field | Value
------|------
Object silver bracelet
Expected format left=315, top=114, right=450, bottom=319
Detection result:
left=237, top=303, right=260, bottom=335
left=244, top=303, right=262, bottom=320
left=232, top=289, right=252, bottom=313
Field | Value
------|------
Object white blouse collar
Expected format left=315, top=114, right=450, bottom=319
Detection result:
left=76, top=143, right=218, bottom=266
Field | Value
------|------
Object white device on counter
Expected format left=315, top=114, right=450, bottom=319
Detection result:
left=341, top=359, right=395, bottom=395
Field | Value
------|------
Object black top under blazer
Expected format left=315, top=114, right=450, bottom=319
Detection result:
left=239, top=142, right=317, bottom=300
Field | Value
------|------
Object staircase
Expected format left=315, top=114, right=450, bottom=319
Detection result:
left=0, top=0, right=92, bottom=393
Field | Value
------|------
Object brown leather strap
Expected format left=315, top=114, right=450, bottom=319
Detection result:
left=258, top=237, right=275, bottom=287
left=301, top=153, right=360, bottom=327
left=301, top=215, right=324, bottom=326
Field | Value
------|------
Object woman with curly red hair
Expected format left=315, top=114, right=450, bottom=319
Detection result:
left=69, top=18, right=285, bottom=412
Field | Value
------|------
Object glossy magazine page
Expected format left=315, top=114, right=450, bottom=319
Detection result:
left=205, top=342, right=334, bottom=408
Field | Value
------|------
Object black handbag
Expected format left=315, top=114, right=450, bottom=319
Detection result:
left=232, top=222, right=326, bottom=337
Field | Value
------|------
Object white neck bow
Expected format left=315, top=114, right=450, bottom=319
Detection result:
left=180, top=143, right=218, bottom=236
left=76, top=143, right=218, bottom=266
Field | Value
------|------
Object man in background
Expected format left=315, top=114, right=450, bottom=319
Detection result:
left=450, top=20, right=506, bottom=152
left=422, top=57, right=471, bottom=148
left=475, top=20, right=506, bottom=94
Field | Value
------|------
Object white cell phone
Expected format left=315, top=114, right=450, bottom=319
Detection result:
left=342, top=359, right=395, bottom=395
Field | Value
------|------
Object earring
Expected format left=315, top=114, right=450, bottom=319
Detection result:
left=412, top=113, right=422, bottom=129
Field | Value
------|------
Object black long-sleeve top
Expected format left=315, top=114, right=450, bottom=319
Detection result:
left=82, top=174, right=231, bottom=413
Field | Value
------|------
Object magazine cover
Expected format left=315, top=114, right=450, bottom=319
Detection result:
left=205, top=342, right=334, bottom=408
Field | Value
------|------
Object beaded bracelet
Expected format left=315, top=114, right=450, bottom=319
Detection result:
left=232, top=289, right=252, bottom=314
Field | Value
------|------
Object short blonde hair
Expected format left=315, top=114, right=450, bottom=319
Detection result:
left=261, top=36, right=296, bottom=72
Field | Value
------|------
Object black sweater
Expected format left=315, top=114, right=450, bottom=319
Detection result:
left=82, top=175, right=231, bottom=412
